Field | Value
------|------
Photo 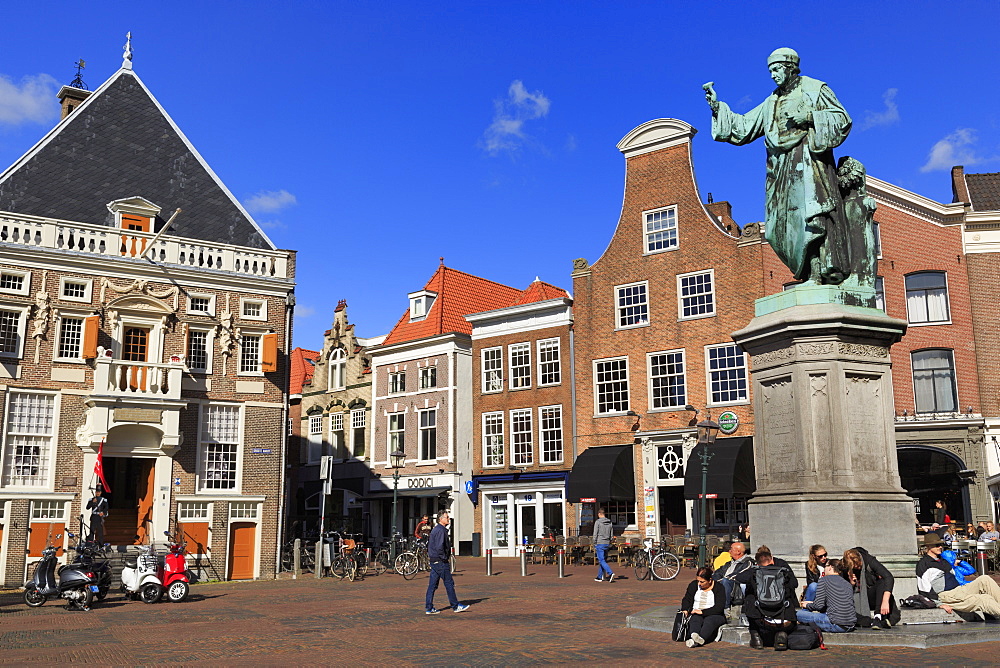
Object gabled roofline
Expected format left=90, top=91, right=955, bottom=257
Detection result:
left=867, top=175, right=966, bottom=227
left=0, top=67, right=277, bottom=251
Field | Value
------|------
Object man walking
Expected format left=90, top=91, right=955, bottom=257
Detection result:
left=593, top=508, right=615, bottom=582
left=425, top=511, right=468, bottom=614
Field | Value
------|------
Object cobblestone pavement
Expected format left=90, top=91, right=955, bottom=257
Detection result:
left=1, top=559, right=997, bottom=665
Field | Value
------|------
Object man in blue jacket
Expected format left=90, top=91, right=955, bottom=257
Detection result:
left=425, top=511, right=469, bottom=614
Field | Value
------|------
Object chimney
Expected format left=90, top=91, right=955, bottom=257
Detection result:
left=57, top=85, right=92, bottom=120
left=951, top=165, right=970, bottom=204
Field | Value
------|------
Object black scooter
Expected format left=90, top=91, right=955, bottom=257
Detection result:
left=24, top=533, right=101, bottom=611
left=73, top=517, right=113, bottom=601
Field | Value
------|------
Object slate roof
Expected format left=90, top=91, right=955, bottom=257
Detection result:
left=290, top=347, right=320, bottom=395
left=0, top=68, right=274, bottom=250
left=965, top=172, right=1000, bottom=211
left=381, top=265, right=524, bottom=346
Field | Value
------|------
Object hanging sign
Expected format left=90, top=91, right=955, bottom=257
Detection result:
left=718, top=411, right=739, bottom=435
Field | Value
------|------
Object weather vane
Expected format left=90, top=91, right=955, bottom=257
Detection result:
left=70, top=59, right=88, bottom=90
left=122, top=31, right=133, bottom=69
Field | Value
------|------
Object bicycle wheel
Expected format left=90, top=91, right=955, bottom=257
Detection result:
left=634, top=555, right=651, bottom=581
left=651, top=552, right=681, bottom=581
left=354, top=550, right=369, bottom=577
left=396, top=552, right=419, bottom=580
left=372, top=549, right=389, bottom=575
left=345, top=556, right=358, bottom=582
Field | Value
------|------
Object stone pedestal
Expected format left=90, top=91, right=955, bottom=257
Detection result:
left=732, top=294, right=919, bottom=596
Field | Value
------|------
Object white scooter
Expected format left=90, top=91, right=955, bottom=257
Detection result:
left=120, top=542, right=163, bottom=603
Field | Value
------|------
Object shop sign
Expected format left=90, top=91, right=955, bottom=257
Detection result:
left=407, top=477, right=434, bottom=488
left=718, top=411, right=739, bottom=435
left=580, top=497, right=597, bottom=503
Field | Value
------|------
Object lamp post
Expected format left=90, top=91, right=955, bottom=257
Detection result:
left=695, top=412, right=720, bottom=568
left=389, top=448, right=405, bottom=560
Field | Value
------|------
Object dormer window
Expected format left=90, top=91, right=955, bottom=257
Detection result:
left=106, top=196, right=161, bottom=233
left=408, top=290, right=437, bottom=321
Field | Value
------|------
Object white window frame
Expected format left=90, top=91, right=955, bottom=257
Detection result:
left=643, top=204, right=679, bottom=255
left=238, top=330, right=265, bottom=376
left=328, top=348, right=346, bottom=391
left=307, top=413, right=324, bottom=464
left=482, top=347, right=503, bottom=393
left=875, top=276, right=885, bottom=312
left=418, top=408, right=437, bottom=462
left=197, top=402, right=243, bottom=493
left=58, top=277, right=92, bottom=304
left=1, top=389, right=59, bottom=490
left=187, top=293, right=216, bottom=316
left=229, top=501, right=260, bottom=520
left=350, top=409, right=366, bottom=459
left=239, top=297, right=267, bottom=322
left=905, top=271, right=951, bottom=326
left=705, top=343, right=749, bottom=407
left=0, top=269, right=30, bottom=296
left=676, top=269, right=715, bottom=320
left=186, top=326, right=215, bottom=374
left=615, top=281, right=649, bottom=330
left=483, top=411, right=504, bottom=468
left=539, top=405, right=563, bottom=465
left=408, top=290, right=436, bottom=321
left=419, top=365, right=437, bottom=389
left=594, top=356, right=630, bottom=415
left=329, top=411, right=347, bottom=460
left=508, top=342, right=531, bottom=390
left=388, top=371, right=406, bottom=394
left=178, top=501, right=210, bottom=520
left=54, top=309, right=90, bottom=363
left=388, top=412, right=405, bottom=458
left=647, top=349, right=687, bottom=411
left=911, top=349, right=959, bottom=414
left=873, top=222, right=882, bottom=259
left=0, top=303, right=30, bottom=360
left=537, top=338, right=561, bottom=387
left=510, top=408, right=533, bottom=467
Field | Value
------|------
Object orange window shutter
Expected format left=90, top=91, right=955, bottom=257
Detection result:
left=82, top=315, right=100, bottom=359
left=122, top=214, right=150, bottom=232
left=261, top=332, right=278, bottom=372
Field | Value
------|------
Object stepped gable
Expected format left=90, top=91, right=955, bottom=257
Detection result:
left=516, top=278, right=570, bottom=305
left=965, top=171, right=1000, bottom=211
left=290, top=347, right=320, bottom=394
left=381, top=265, right=523, bottom=345
left=0, top=68, right=274, bottom=249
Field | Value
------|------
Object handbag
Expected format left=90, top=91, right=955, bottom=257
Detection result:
left=671, top=611, right=691, bottom=642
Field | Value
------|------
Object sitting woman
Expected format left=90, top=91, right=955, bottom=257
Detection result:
left=802, top=544, right=828, bottom=603
left=797, top=558, right=855, bottom=632
left=843, top=547, right=901, bottom=628
left=680, top=566, right=727, bottom=648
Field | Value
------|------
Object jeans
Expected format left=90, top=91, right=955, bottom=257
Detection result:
left=425, top=561, right=460, bottom=611
left=803, top=582, right=817, bottom=603
left=595, top=544, right=614, bottom=579
left=688, top=613, right=727, bottom=643
left=796, top=608, right=852, bottom=633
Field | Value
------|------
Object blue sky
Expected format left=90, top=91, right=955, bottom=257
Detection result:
left=1, top=1, right=999, bottom=346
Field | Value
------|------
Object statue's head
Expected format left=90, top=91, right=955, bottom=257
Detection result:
left=767, top=47, right=800, bottom=86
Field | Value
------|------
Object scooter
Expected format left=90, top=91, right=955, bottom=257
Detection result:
left=120, top=540, right=163, bottom=603
left=23, top=534, right=100, bottom=611
left=159, top=530, right=192, bottom=602
left=72, top=517, right=113, bottom=602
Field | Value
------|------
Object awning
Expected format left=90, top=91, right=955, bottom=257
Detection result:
left=359, top=485, right=452, bottom=501
left=683, top=436, right=755, bottom=500
left=566, top=444, right=635, bottom=503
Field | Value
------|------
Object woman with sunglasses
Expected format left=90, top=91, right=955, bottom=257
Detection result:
left=680, top=566, right=728, bottom=647
left=802, top=544, right=828, bottom=602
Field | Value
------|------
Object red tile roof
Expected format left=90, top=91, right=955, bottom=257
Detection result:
left=516, top=279, right=571, bottom=305
left=290, top=347, right=320, bottom=394
left=381, top=265, right=524, bottom=346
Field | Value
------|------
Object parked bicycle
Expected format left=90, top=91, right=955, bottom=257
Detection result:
left=394, top=537, right=457, bottom=580
left=633, top=537, right=681, bottom=581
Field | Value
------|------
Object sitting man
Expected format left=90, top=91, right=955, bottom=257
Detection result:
left=918, top=532, right=1000, bottom=618
left=980, top=522, right=999, bottom=542
left=916, top=532, right=961, bottom=601
left=797, top=558, right=855, bottom=633
left=712, top=541, right=754, bottom=606
left=735, top=546, right=799, bottom=650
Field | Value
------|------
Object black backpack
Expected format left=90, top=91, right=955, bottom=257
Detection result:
left=788, top=623, right=825, bottom=650
left=753, top=565, right=791, bottom=616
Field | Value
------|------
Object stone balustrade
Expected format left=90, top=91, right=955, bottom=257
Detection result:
left=93, top=355, right=184, bottom=401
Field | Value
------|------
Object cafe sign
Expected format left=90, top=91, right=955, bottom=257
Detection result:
left=718, top=410, right=739, bottom=435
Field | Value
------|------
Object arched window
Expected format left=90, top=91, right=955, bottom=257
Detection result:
left=911, top=349, right=958, bottom=413
left=329, top=348, right=346, bottom=391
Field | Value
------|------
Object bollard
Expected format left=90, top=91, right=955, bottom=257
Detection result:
left=520, top=547, right=528, bottom=576
left=315, top=540, right=323, bottom=579
left=485, top=548, right=493, bottom=576
left=977, top=543, right=989, bottom=576
left=557, top=548, right=565, bottom=578
left=293, top=538, right=301, bottom=579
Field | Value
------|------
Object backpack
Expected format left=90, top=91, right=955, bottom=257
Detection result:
left=753, top=565, right=792, bottom=616
left=900, top=594, right=938, bottom=609
left=787, top=623, right=825, bottom=650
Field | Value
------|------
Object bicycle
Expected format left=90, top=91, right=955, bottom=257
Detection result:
left=633, top=537, right=681, bottom=581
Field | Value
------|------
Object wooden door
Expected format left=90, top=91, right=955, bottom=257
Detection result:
left=180, top=521, right=210, bottom=556
left=228, top=523, right=256, bottom=580
left=135, top=461, right=155, bottom=544
left=27, top=523, right=65, bottom=557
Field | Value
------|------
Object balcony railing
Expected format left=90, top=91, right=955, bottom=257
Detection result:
left=93, top=354, right=184, bottom=401
left=0, top=213, right=289, bottom=279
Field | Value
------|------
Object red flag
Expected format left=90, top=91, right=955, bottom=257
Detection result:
left=95, top=438, right=111, bottom=493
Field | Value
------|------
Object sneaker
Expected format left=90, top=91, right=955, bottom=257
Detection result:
left=691, top=632, right=705, bottom=646
left=685, top=638, right=696, bottom=648
left=608, top=573, right=616, bottom=583
left=425, top=608, right=441, bottom=615
left=594, top=577, right=604, bottom=582
left=453, top=604, right=470, bottom=613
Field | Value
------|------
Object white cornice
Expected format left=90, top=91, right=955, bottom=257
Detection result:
left=867, top=176, right=966, bottom=227
left=368, top=332, right=468, bottom=359
left=617, top=119, right=697, bottom=158
left=465, top=297, right=571, bottom=324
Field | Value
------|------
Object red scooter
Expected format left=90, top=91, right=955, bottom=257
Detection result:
left=159, top=530, right=192, bottom=603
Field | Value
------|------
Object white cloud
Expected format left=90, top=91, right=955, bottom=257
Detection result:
left=860, top=88, right=900, bottom=131
left=565, top=134, right=578, bottom=152
left=257, top=219, right=287, bottom=231
left=294, top=304, right=315, bottom=322
left=244, top=189, right=297, bottom=214
left=0, top=73, right=59, bottom=126
left=920, top=128, right=983, bottom=172
left=481, top=80, right=551, bottom=156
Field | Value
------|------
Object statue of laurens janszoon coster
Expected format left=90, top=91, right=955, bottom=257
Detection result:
left=704, top=48, right=876, bottom=293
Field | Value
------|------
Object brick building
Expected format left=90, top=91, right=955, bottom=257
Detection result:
left=570, top=119, right=765, bottom=540
left=365, top=263, right=521, bottom=553
left=286, top=346, right=319, bottom=535
left=466, top=279, right=573, bottom=557
left=0, top=53, right=295, bottom=585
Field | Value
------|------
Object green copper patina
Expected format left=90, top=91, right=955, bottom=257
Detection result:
left=705, top=48, right=876, bottom=295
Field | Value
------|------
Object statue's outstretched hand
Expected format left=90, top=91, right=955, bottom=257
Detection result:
left=703, top=82, right=719, bottom=113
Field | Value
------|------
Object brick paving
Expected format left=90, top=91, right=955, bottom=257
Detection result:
left=1, top=559, right=998, bottom=665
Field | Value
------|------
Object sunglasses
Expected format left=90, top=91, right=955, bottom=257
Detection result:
left=816, top=553, right=828, bottom=560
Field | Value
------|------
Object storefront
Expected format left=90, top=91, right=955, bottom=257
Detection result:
left=566, top=444, right=636, bottom=536
left=477, top=473, right=568, bottom=558
left=683, top=436, right=755, bottom=536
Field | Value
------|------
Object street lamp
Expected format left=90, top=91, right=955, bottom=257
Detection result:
left=389, top=448, right=405, bottom=559
left=695, top=411, right=720, bottom=569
